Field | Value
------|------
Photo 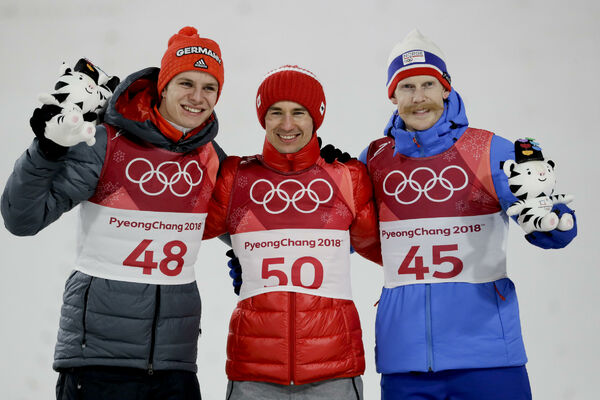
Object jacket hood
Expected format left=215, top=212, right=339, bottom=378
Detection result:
left=384, top=89, right=469, bottom=157
left=104, top=67, right=219, bottom=152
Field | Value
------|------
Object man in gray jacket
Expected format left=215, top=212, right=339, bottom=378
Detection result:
left=2, top=26, right=226, bottom=400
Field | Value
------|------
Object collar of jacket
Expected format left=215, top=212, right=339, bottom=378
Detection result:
left=104, top=67, right=220, bottom=152
left=150, top=104, right=214, bottom=142
left=261, top=133, right=320, bottom=172
left=385, top=89, right=469, bottom=158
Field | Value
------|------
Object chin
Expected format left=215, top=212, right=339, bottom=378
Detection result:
left=184, top=117, right=208, bottom=129
left=408, top=120, right=435, bottom=131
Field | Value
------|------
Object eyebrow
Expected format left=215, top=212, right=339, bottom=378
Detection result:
left=268, top=106, right=307, bottom=112
left=176, top=78, right=217, bottom=87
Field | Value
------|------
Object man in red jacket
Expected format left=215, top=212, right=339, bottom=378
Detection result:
left=203, top=65, right=381, bottom=399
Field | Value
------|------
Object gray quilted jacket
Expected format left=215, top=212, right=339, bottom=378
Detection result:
left=1, top=67, right=226, bottom=373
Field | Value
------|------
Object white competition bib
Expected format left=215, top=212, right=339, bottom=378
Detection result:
left=381, top=212, right=508, bottom=287
left=75, top=202, right=206, bottom=284
left=231, top=229, right=352, bottom=301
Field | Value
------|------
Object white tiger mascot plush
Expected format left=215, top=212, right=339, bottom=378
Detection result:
left=37, top=58, right=119, bottom=147
left=502, top=138, right=574, bottom=234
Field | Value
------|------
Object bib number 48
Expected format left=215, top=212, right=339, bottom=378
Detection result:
left=123, top=239, right=187, bottom=277
left=398, top=244, right=463, bottom=280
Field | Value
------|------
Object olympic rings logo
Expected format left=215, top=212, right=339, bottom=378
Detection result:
left=250, top=178, right=334, bottom=214
left=125, top=157, right=203, bottom=197
left=383, top=166, right=468, bottom=204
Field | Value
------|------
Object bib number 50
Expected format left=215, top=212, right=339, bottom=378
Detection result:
left=398, top=244, right=463, bottom=280
left=262, top=256, right=324, bottom=289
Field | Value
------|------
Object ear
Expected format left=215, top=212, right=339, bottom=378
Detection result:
left=104, top=76, right=120, bottom=92
left=98, top=73, right=109, bottom=86
left=547, top=159, right=555, bottom=169
left=442, top=88, right=450, bottom=100
left=502, top=159, right=516, bottom=177
left=390, top=93, right=398, bottom=105
left=59, top=62, right=70, bottom=75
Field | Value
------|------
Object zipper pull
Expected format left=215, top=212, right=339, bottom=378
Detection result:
left=147, top=363, right=154, bottom=375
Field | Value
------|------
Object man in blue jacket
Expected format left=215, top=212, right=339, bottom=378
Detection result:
left=359, top=29, right=577, bottom=400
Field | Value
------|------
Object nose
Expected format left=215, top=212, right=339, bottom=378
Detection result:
left=413, top=87, right=426, bottom=102
left=189, top=87, right=203, bottom=103
left=280, top=114, right=294, bottom=130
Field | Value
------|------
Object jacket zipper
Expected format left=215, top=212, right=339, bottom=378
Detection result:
left=289, top=292, right=296, bottom=385
left=425, top=284, right=433, bottom=371
left=148, top=285, right=161, bottom=375
left=81, top=277, right=93, bottom=350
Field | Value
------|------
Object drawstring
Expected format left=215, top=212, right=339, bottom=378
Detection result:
left=494, top=283, right=506, bottom=301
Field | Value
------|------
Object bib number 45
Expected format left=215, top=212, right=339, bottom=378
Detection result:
left=123, top=239, right=187, bottom=277
left=398, top=244, right=463, bottom=280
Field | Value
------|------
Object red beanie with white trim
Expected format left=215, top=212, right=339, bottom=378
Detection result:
left=256, top=65, right=326, bottom=130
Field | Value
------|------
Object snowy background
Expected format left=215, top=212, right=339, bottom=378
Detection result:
left=0, top=1, right=598, bottom=399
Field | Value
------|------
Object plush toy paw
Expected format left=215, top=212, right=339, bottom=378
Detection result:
left=556, top=209, right=574, bottom=231
left=538, top=211, right=559, bottom=232
left=44, top=108, right=97, bottom=147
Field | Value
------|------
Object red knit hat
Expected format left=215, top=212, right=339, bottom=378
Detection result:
left=256, top=65, right=326, bottom=130
left=157, top=26, right=224, bottom=99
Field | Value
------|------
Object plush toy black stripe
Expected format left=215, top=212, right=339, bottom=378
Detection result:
left=53, top=93, right=69, bottom=104
left=54, top=81, right=69, bottom=90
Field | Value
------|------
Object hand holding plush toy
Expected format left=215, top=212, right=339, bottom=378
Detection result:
left=502, top=138, right=574, bottom=234
left=30, top=58, right=119, bottom=159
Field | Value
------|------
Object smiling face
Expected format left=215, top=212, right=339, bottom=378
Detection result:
left=391, top=75, right=450, bottom=131
left=158, top=70, right=218, bottom=129
left=264, top=101, right=314, bottom=154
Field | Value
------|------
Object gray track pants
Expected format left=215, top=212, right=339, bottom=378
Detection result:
left=226, top=376, right=363, bottom=400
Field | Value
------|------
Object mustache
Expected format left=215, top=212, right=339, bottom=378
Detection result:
left=400, top=101, right=444, bottom=114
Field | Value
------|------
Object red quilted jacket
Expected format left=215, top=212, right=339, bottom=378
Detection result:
left=204, top=134, right=381, bottom=385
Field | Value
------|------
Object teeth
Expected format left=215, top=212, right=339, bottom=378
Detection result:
left=183, top=105, right=202, bottom=113
left=279, top=134, right=297, bottom=140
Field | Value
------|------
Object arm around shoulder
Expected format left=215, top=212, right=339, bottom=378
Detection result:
left=203, top=155, right=241, bottom=240
left=346, top=159, right=382, bottom=265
